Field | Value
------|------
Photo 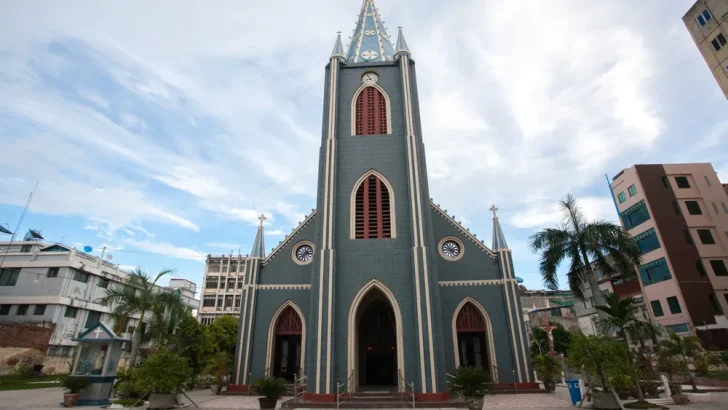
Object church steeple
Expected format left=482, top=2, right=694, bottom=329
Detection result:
left=394, top=26, right=410, bottom=57
left=250, top=214, right=266, bottom=258
left=491, top=205, right=509, bottom=251
left=331, top=31, right=345, bottom=61
left=346, top=0, right=396, bottom=63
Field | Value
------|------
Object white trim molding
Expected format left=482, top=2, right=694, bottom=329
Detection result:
left=430, top=201, right=496, bottom=258
left=438, top=279, right=505, bottom=287
left=438, top=236, right=465, bottom=262
left=451, top=298, right=498, bottom=381
left=256, top=284, right=312, bottom=290
left=347, top=279, right=405, bottom=392
left=264, top=300, right=307, bottom=378
left=349, top=169, right=397, bottom=239
left=264, top=211, right=317, bottom=263
left=350, top=80, right=393, bottom=136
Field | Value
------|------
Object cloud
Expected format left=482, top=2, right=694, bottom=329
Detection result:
left=121, top=238, right=206, bottom=262
left=510, top=196, right=618, bottom=229
left=266, top=229, right=286, bottom=236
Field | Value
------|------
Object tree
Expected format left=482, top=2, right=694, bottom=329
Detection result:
left=530, top=324, right=571, bottom=357
left=528, top=195, right=642, bottom=308
left=567, top=332, right=633, bottom=406
left=174, top=315, right=207, bottom=375
left=661, top=331, right=702, bottom=392
left=205, top=316, right=239, bottom=357
left=101, top=267, right=185, bottom=368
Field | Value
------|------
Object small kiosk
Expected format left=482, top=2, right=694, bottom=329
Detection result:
left=69, top=322, right=130, bottom=406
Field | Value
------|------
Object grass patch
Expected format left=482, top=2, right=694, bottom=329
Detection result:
left=624, top=401, right=668, bottom=409
left=113, top=398, right=144, bottom=407
left=705, top=371, right=728, bottom=381
left=0, top=374, right=68, bottom=391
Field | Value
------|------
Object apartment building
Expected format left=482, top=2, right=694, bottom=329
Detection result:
left=198, top=253, right=247, bottom=325
left=0, top=237, right=199, bottom=370
left=519, top=288, right=575, bottom=331
left=683, top=0, right=728, bottom=99
left=611, top=163, right=728, bottom=348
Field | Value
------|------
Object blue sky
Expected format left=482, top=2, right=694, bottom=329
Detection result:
left=1, top=0, right=727, bottom=292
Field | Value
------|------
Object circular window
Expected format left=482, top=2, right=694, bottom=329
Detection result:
left=292, top=241, right=315, bottom=265
left=438, top=237, right=464, bottom=261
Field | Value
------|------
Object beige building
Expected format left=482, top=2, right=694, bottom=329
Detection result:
left=610, top=163, right=728, bottom=348
left=198, top=253, right=247, bottom=325
left=683, top=0, right=728, bottom=98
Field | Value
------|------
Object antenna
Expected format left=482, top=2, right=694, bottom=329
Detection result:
left=0, top=182, right=38, bottom=270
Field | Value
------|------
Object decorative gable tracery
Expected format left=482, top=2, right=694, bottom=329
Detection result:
left=275, top=306, right=303, bottom=335
left=456, top=303, right=486, bottom=332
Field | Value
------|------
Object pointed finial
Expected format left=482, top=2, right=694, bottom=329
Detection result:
left=258, top=214, right=267, bottom=226
left=331, top=31, right=346, bottom=61
left=490, top=205, right=499, bottom=219
left=395, top=26, right=410, bottom=58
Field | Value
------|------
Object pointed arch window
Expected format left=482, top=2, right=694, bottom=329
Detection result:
left=355, top=86, right=388, bottom=135
left=354, top=175, right=392, bottom=239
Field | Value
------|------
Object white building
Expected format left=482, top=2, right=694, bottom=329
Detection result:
left=197, top=253, right=246, bottom=325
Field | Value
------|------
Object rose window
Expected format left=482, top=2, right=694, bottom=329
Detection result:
left=441, top=240, right=461, bottom=259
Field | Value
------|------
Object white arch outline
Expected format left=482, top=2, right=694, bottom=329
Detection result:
left=347, top=279, right=405, bottom=391
left=451, top=297, right=498, bottom=382
left=349, top=170, right=397, bottom=240
left=265, top=300, right=307, bottom=378
left=350, top=81, right=393, bottom=136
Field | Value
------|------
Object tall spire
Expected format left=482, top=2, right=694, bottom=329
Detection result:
left=331, top=31, right=345, bottom=60
left=491, top=205, right=509, bottom=251
left=250, top=214, right=266, bottom=258
left=395, top=26, right=410, bottom=57
left=346, top=0, right=396, bottom=63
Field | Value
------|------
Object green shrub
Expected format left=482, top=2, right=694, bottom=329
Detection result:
left=448, top=366, right=490, bottom=398
left=611, top=374, right=633, bottom=392
left=63, top=377, right=90, bottom=394
left=721, top=351, right=728, bottom=365
left=13, top=363, right=31, bottom=377
left=133, top=349, right=191, bottom=394
left=44, top=367, right=56, bottom=376
left=533, top=355, right=561, bottom=385
left=253, top=377, right=287, bottom=399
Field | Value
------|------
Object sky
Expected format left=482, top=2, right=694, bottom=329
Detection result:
left=1, top=0, right=727, bottom=293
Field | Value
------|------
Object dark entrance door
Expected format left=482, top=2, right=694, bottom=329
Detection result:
left=358, top=294, right=397, bottom=386
left=273, top=307, right=302, bottom=381
left=456, top=303, right=489, bottom=371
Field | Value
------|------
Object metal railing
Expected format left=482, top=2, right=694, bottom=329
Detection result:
left=446, top=373, right=465, bottom=403
left=492, top=365, right=518, bottom=394
left=336, top=369, right=354, bottom=409
left=293, top=373, right=307, bottom=403
left=398, top=369, right=415, bottom=409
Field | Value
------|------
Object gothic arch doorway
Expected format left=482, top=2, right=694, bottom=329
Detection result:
left=348, top=280, right=405, bottom=391
left=266, top=302, right=305, bottom=382
left=452, top=298, right=497, bottom=380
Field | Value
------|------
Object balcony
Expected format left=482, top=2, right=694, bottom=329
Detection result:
left=612, top=280, right=642, bottom=297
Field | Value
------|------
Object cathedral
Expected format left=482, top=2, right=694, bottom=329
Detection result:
left=233, top=0, right=532, bottom=400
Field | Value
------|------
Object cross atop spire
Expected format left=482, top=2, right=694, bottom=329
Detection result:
left=346, top=0, right=396, bottom=63
left=489, top=205, right=499, bottom=219
left=258, top=214, right=267, bottom=226
left=251, top=215, right=267, bottom=258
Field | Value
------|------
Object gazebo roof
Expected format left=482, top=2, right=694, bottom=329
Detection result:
left=73, top=322, right=131, bottom=343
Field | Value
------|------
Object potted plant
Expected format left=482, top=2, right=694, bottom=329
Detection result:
left=447, top=366, right=490, bottom=410
left=656, top=349, right=687, bottom=405
left=62, top=377, right=90, bottom=407
left=253, top=377, right=287, bottom=409
left=134, top=348, right=192, bottom=410
left=610, top=375, right=633, bottom=400
left=533, top=354, right=560, bottom=392
left=204, top=351, right=231, bottom=395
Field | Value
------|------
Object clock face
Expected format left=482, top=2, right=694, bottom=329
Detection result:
left=362, top=72, right=379, bottom=83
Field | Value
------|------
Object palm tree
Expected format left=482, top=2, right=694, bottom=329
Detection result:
left=661, top=331, right=702, bottom=392
left=626, top=320, right=663, bottom=352
left=528, top=195, right=642, bottom=308
left=101, top=267, right=185, bottom=367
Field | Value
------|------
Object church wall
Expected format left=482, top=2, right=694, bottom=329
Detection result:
left=259, top=216, right=316, bottom=286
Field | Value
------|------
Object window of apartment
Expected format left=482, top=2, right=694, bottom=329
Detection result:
left=97, top=278, right=109, bottom=288
left=639, top=258, right=672, bottom=286
left=618, top=192, right=626, bottom=204
left=697, top=9, right=713, bottom=26
left=16, top=305, right=28, bottom=315
left=685, top=201, right=702, bottom=215
left=235, top=297, right=241, bottom=308
left=711, top=33, right=727, bottom=51
left=666, top=296, right=682, bottom=314
left=712, top=202, right=720, bottom=214
left=72, top=269, right=88, bottom=283
left=47, top=267, right=59, bottom=278
left=628, top=185, right=637, bottom=197
left=127, top=326, right=136, bottom=334
left=698, top=229, right=716, bottom=244
left=697, top=260, right=707, bottom=276
left=634, top=228, right=660, bottom=254
left=672, top=201, right=682, bottom=215
left=675, top=176, right=691, bottom=189
left=202, top=297, right=216, bottom=307
left=47, top=346, right=73, bottom=357
left=650, top=300, right=664, bottom=317
left=661, top=176, right=670, bottom=188
left=684, top=229, right=694, bottom=245
left=64, top=306, right=77, bottom=319
left=85, top=311, right=101, bottom=328
left=0, top=305, right=10, bottom=315
left=238, top=281, right=243, bottom=289
left=34, top=305, right=46, bottom=315
left=667, top=323, right=690, bottom=334
left=620, top=200, right=651, bottom=230
left=704, top=175, right=712, bottom=187
left=709, top=293, right=723, bottom=314
left=0, top=269, right=20, bottom=286
left=710, top=260, right=728, bottom=276
left=723, top=202, right=728, bottom=213
left=205, top=280, right=218, bottom=289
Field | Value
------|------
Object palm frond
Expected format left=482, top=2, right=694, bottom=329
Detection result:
left=559, top=194, right=586, bottom=231
left=151, top=268, right=176, bottom=285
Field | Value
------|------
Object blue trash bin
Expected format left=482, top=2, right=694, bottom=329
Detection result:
left=565, top=379, right=581, bottom=405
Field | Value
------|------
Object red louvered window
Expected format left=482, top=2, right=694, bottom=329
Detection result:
left=275, top=307, right=302, bottom=335
left=355, top=86, right=388, bottom=135
left=456, top=303, right=486, bottom=332
left=354, top=175, right=392, bottom=239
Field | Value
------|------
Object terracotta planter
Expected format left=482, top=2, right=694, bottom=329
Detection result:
left=211, top=384, right=221, bottom=395
left=543, top=381, right=556, bottom=392
left=467, top=396, right=484, bottom=410
left=148, top=393, right=177, bottom=409
left=258, top=397, right=278, bottom=409
left=672, top=394, right=689, bottom=405
left=63, top=393, right=80, bottom=407
left=592, top=392, right=621, bottom=410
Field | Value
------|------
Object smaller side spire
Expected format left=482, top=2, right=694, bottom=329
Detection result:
left=331, top=31, right=345, bottom=61
left=491, top=205, right=509, bottom=251
left=250, top=214, right=266, bottom=258
left=395, top=26, right=410, bottom=58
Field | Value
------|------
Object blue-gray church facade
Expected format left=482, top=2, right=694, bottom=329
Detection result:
left=233, top=0, right=532, bottom=397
